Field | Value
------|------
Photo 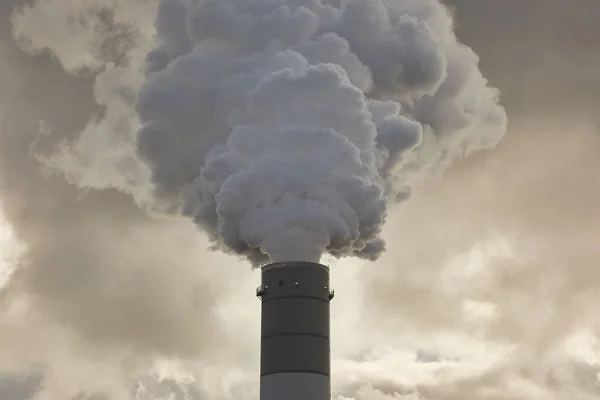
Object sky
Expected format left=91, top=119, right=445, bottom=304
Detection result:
left=0, top=0, right=600, bottom=399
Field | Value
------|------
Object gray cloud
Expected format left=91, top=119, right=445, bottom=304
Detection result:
left=0, top=372, right=42, bottom=400
left=445, top=0, right=600, bottom=119
left=0, top=1, right=241, bottom=399
left=346, top=1, right=600, bottom=398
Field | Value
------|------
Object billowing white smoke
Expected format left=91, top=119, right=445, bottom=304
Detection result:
left=133, top=0, right=506, bottom=265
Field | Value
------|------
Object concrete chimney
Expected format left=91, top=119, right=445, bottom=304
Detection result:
left=257, top=261, right=335, bottom=400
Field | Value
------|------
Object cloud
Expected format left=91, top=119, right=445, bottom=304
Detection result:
left=0, top=372, right=42, bottom=400
left=345, top=1, right=600, bottom=396
left=0, top=1, right=250, bottom=398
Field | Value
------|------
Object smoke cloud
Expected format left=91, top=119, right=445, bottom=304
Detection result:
left=36, top=0, right=506, bottom=265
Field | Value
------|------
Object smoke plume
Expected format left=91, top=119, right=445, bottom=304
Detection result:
left=38, top=0, right=506, bottom=265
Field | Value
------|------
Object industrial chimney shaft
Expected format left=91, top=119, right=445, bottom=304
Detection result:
left=257, top=261, right=334, bottom=400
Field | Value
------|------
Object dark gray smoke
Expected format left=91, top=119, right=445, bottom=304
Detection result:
left=40, top=0, right=506, bottom=265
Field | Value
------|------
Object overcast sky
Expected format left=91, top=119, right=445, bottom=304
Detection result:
left=1, top=1, right=600, bottom=399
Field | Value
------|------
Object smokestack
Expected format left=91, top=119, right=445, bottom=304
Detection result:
left=257, top=261, right=335, bottom=400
